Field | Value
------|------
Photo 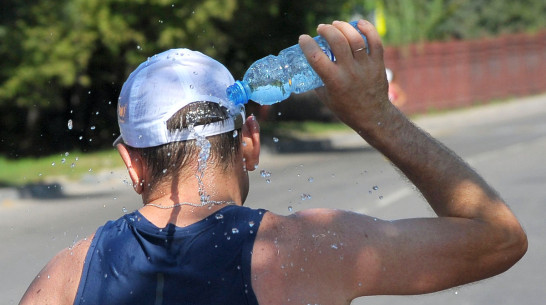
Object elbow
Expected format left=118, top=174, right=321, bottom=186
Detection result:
left=511, top=225, right=528, bottom=263
left=496, top=222, right=528, bottom=271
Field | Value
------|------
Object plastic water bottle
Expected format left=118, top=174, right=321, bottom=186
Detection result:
left=227, top=21, right=367, bottom=106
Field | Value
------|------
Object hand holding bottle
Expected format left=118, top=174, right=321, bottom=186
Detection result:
left=227, top=21, right=368, bottom=106
left=298, top=20, right=392, bottom=135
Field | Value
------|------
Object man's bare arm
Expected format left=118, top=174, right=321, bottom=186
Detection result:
left=296, top=20, right=527, bottom=298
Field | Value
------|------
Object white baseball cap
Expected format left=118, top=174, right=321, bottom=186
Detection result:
left=114, top=48, right=245, bottom=148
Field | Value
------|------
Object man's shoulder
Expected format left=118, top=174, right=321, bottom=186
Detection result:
left=256, top=208, right=345, bottom=242
left=19, top=234, right=94, bottom=305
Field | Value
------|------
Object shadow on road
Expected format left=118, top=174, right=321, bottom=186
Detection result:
left=15, top=182, right=115, bottom=201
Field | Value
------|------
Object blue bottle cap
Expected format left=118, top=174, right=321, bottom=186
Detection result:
left=227, top=80, right=249, bottom=105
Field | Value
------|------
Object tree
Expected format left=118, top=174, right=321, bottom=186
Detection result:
left=1, top=0, right=544, bottom=157
left=0, top=0, right=240, bottom=157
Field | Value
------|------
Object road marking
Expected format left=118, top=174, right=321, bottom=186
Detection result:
left=357, top=135, right=546, bottom=214
left=466, top=136, right=546, bottom=166
left=357, top=186, right=415, bottom=214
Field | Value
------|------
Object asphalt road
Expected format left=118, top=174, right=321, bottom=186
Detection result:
left=2, top=94, right=545, bottom=304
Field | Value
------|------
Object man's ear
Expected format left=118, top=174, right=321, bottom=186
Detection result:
left=241, top=115, right=260, bottom=171
left=116, top=144, right=145, bottom=194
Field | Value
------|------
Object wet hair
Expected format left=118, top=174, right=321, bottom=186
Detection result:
left=127, top=102, right=242, bottom=191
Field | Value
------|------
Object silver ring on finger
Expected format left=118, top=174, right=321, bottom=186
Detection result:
left=353, top=47, right=366, bottom=54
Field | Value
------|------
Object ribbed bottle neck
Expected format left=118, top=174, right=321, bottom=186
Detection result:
left=227, top=80, right=249, bottom=105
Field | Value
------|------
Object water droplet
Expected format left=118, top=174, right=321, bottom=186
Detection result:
left=65, top=152, right=69, bottom=156
left=137, top=45, right=142, bottom=50
left=232, top=228, right=239, bottom=234
left=288, top=206, right=293, bottom=212
left=358, top=282, right=363, bottom=287
left=67, top=119, right=73, bottom=130
left=95, top=111, right=99, bottom=115
left=90, top=126, right=96, bottom=130
left=372, top=186, right=379, bottom=190
left=61, top=158, right=66, bottom=164
left=193, top=71, right=198, bottom=75
left=51, top=162, right=56, bottom=166
left=233, top=130, right=238, bottom=138
left=379, top=195, right=383, bottom=200
left=273, top=137, right=279, bottom=143
left=308, top=177, right=314, bottom=183
left=71, top=163, right=75, bottom=168
left=260, top=170, right=271, bottom=178
left=104, top=273, right=108, bottom=278
left=189, top=84, right=194, bottom=89
left=79, top=136, right=83, bottom=140
left=277, top=112, right=282, bottom=116
left=162, top=169, right=167, bottom=174
left=47, top=275, right=51, bottom=279
left=248, top=221, right=255, bottom=227
left=215, top=214, right=224, bottom=220
left=331, top=244, right=339, bottom=250
left=122, top=207, right=128, bottom=213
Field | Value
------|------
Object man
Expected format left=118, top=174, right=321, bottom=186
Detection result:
left=20, top=20, right=527, bottom=305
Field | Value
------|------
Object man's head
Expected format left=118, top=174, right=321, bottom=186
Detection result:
left=114, top=49, right=259, bottom=197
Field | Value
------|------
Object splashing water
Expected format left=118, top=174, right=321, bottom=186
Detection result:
left=187, top=112, right=212, bottom=204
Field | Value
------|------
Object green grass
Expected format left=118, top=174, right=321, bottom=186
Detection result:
left=0, top=121, right=352, bottom=187
left=0, top=149, right=124, bottom=187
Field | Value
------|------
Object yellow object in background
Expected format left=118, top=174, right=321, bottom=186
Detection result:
left=375, top=1, right=387, bottom=37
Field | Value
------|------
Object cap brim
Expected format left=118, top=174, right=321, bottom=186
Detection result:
left=112, top=135, right=124, bottom=147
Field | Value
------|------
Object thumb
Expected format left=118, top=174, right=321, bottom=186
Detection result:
left=298, top=34, right=336, bottom=83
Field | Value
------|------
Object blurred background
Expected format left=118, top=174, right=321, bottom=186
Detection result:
left=1, top=0, right=545, bottom=159
left=2, top=1, right=546, bottom=304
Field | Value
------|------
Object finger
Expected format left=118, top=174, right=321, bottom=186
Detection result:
left=354, top=20, right=384, bottom=61
left=332, top=20, right=368, bottom=59
left=315, top=23, right=354, bottom=66
left=299, top=33, right=337, bottom=82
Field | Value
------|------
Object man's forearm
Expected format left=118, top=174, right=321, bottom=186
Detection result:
left=358, top=104, right=503, bottom=218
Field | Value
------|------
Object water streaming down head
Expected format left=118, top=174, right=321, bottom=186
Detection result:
left=114, top=48, right=246, bottom=196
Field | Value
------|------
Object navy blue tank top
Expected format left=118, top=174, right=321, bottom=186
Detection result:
left=74, top=205, right=266, bottom=305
